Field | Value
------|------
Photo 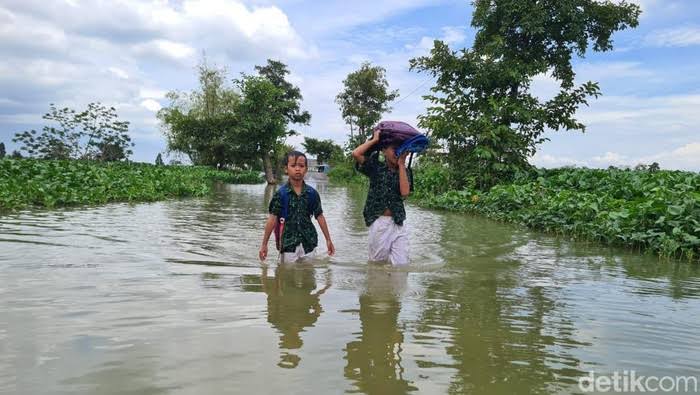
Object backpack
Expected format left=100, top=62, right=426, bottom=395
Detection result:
left=273, top=184, right=320, bottom=252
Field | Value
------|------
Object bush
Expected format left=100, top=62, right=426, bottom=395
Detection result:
left=327, top=158, right=367, bottom=187
left=0, top=159, right=263, bottom=210
left=413, top=167, right=700, bottom=262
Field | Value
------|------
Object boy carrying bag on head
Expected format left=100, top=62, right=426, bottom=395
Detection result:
left=352, top=128, right=412, bottom=265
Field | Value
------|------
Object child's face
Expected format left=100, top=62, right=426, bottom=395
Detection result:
left=382, top=146, right=398, bottom=168
left=286, top=155, right=308, bottom=181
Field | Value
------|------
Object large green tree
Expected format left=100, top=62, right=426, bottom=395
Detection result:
left=255, top=59, right=311, bottom=128
left=235, top=75, right=291, bottom=184
left=13, top=102, right=133, bottom=161
left=302, top=137, right=342, bottom=164
left=336, top=62, right=399, bottom=148
left=410, top=0, right=640, bottom=189
left=0, top=142, right=5, bottom=159
left=158, top=60, right=241, bottom=167
left=252, top=59, right=312, bottom=183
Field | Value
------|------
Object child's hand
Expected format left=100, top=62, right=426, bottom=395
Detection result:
left=371, top=129, right=381, bottom=143
left=326, top=240, right=336, bottom=256
left=259, top=245, right=268, bottom=262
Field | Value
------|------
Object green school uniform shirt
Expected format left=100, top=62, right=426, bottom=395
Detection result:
left=269, top=182, right=323, bottom=253
left=355, top=152, right=411, bottom=227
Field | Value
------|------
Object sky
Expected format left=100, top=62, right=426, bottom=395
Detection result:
left=1, top=0, right=699, bottom=170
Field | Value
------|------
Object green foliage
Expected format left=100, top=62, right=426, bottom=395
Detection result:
left=302, top=137, right=342, bottom=164
left=200, top=167, right=263, bottom=184
left=13, top=103, right=133, bottom=161
left=159, top=58, right=310, bottom=184
left=0, top=158, right=262, bottom=210
left=158, top=60, right=241, bottom=167
left=155, top=153, right=164, bottom=166
left=252, top=59, right=311, bottom=183
left=255, top=59, right=311, bottom=126
left=410, top=155, right=457, bottom=199
left=410, top=0, right=640, bottom=189
left=0, top=142, right=5, bottom=159
left=326, top=157, right=367, bottom=187
left=235, top=75, right=293, bottom=183
left=10, top=150, right=22, bottom=159
left=336, top=62, right=399, bottom=147
left=414, top=167, right=700, bottom=262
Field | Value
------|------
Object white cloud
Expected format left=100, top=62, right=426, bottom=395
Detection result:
left=0, top=113, right=44, bottom=125
left=0, top=0, right=315, bottom=161
left=531, top=72, right=561, bottom=101
left=140, top=99, right=162, bottom=113
left=531, top=153, right=587, bottom=168
left=285, top=0, right=448, bottom=35
left=579, top=94, right=700, bottom=132
left=406, top=26, right=468, bottom=53
left=645, top=26, right=700, bottom=47
left=132, top=39, right=197, bottom=64
left=592, top=151, right=628, bottom=166
left=108, top=67, right=129, bottom=80
left=576, top=61, right=654, bottom=81
left=139, top=88, right=168, bottom=100
left=441, top=26, right=467, bottom=46
left=639, top=142, right=700, bottom=171
left=580, top=143, right=700, bottom=171
left=1, top=0, right=313, bottom=63
left=533, top=92, right=700, bottom=171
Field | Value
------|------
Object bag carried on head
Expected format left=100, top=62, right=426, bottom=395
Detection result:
left=373, top=120, right=429, bottom=156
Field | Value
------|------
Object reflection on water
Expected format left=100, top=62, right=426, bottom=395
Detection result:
left=345, top=266, right=417, bottom=394
left=1, top=182, right=700, bottom=394
left=257, top=265, right=331, bottom=369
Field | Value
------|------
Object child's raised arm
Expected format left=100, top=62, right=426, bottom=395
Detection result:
left=351, top=129, right=381, bottom=165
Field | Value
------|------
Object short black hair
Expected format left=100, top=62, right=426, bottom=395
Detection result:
left=283, top=150, right=308, bottom=166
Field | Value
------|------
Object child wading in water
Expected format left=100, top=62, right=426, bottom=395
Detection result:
left=352, top=129, right=411, bottom=265
left=259, top=151, right=335, bottom=264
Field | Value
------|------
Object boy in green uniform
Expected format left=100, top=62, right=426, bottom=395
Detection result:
left=352, top=130, right=411, bottom=265
left=259, top=151, right=335, bottom=264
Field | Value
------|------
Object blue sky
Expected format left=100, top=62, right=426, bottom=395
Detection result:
left=1, top=0, right=699, bottom=170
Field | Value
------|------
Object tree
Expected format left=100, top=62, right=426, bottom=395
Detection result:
left=155, top=153, right=164, bottom=166
left=235, top=75, right=291, bottom=184
left=158, top=59, right=240, bottom=167
left=336, top=62, right=399, bottom=148
left=13, top=103, right=133, bottom=161
left=255, top=60, right=311, bottom=127
left=95, top=139, right=127, bottom=162
left=10, top=150, right=22, bottom=159
left=410, top=0, right=640, bottom=189
left=249, top=59, right=312, bottom=184
left=0, top=142, right=5, bottom=159
left=302, top=137, right=342, bottom=164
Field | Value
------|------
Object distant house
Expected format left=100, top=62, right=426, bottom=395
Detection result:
left=305, top=157, right=329, bottom=173
left=307, top=158, right=318, bottom=169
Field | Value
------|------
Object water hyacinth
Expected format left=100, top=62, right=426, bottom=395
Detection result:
left=415, top=167, right=700, bottom=262
left=0, top=159, right=262, bottom=211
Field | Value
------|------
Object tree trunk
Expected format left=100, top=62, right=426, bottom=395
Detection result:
left=262, top=151, right=277, bottom=185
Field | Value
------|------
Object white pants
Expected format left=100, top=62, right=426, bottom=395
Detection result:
left=281, top=244, right=316, bottom=264
left=368, top=216, right=409, bottom=265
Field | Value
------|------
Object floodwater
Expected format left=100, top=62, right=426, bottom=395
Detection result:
left=1, top=181, right=700, bottom=394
